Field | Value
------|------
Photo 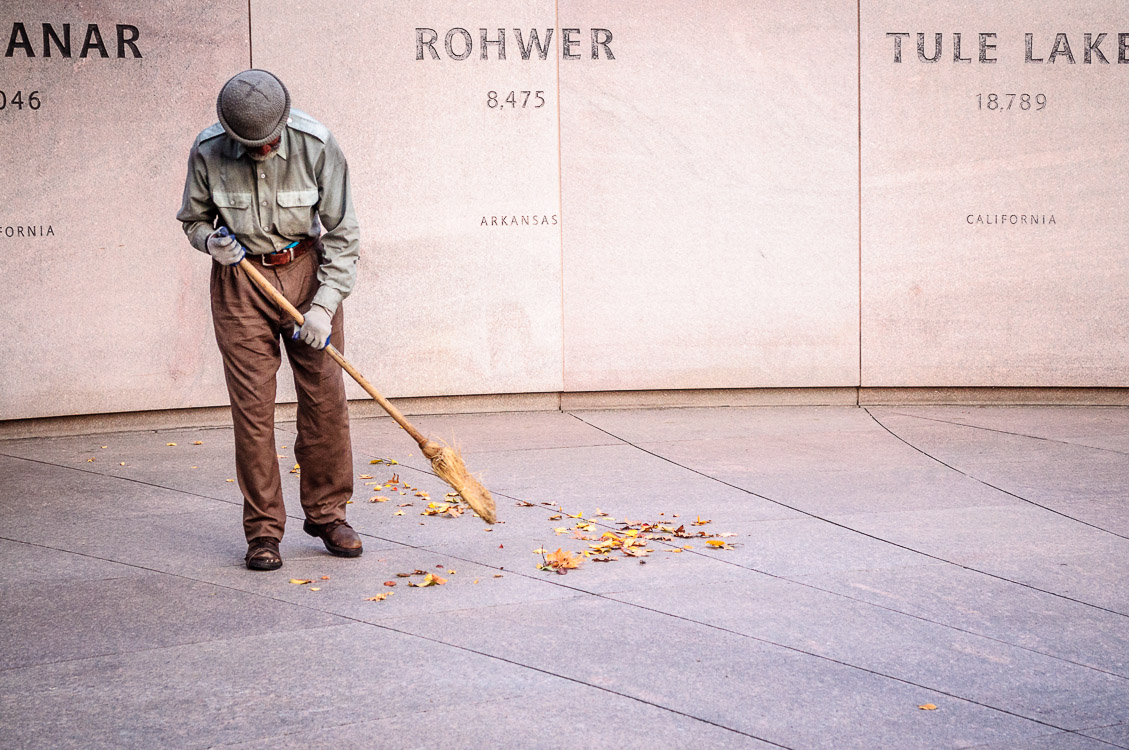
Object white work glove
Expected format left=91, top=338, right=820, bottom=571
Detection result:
left=294, top=304, right=333, bottom=350
left=206, top=226, right=246, bottom=265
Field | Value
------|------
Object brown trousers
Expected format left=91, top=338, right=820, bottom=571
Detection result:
left=210, top=247, right=353, bottom=542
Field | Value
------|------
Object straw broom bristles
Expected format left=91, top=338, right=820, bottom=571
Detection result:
left=425, top=442, right=497, bottom=524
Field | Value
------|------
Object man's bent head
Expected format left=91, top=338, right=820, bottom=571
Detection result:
left=217, top=69, right=290, bottom=147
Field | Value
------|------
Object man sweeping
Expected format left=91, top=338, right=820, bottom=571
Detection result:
left=177, top=69, right=362, bottom=570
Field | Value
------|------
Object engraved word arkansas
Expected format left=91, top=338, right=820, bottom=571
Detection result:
left=886, top=32, right=1129, bottom=64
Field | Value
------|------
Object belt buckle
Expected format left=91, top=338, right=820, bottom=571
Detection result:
left=261, top=241, right=299, bottom=267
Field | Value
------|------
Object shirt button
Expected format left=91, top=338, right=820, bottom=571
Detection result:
left=260, top=173, right=266, bottom=179
left=261, top=200, right=267, bottom=206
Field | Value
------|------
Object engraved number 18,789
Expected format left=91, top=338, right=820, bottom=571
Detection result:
left=977, top=93, right=1046, bottom=111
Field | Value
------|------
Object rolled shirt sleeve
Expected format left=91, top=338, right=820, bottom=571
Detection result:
left=176, top=141, right=217, bottom=254
left=310, top=134, right=360, bottom=315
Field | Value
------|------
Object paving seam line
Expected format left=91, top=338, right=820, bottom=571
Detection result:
left=882, top=409, right=1129, bottom=457
left=0, top=535, right=789, bottom=749
left=865, top=409, right=1129, bottom=542
left=5, top=439, right=1129, bottom=686
left=560, top=414, right=1129, bottom=618
left=3, top=532, right=1123, bottom=750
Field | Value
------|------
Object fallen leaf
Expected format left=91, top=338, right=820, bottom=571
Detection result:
left=919, top=704, right=938, bottom=711
left=706, top=540, right=735, bottom=550
left=383, top=581, right=397, bottom=587
left=100, top=445, right=107, bottom=449
left=393, top=510, right=404, bottom=516
left=447, top=569, right=456, bottom=575
left=119, top=462, right=126, bottom=466
left=358, top=474, right=373, bottom=479
left=289, top=579, right=312, bottom=585
left=408, top=573, right=447, bottom=587
left=225, top=478, right=235, bottom=483
left=320, top=576, right=330, bottom=580
left=532, top=547, right=548, bottom=555
left=86, top=458, right=95, bottom=462
left=493, top=574, right=503, bottom=578
left=366, top=592, right=393, bottom=602
left=193, top=441, right=203, bottom=445
left=718, top=533, right=738, bottom=538
left=515, top=500, right=535, bottom=507
left=539, top=548, right=582, bottom=574
left=369, top=495, right=390, bottom=503
left=692, top=516, right=712, bottom=526
left=309, top=587, right=321, bottom=591
left=166, top=443, right=177, bottom=447
left=548, top=514, right=563, bottom=521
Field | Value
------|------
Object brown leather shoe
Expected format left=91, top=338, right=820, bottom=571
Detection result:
left=245, top=537, right=282, bottom=571
left=303, top=519, right=363, bottom=557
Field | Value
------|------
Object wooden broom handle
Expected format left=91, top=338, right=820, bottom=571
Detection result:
left=237, top=258, right=433, bottom=451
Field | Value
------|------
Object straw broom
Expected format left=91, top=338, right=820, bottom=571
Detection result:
left=237, top=258, right=497, bottom=524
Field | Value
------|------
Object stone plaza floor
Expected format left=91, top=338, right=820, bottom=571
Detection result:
left=1, top=404, right=1127, bottom=749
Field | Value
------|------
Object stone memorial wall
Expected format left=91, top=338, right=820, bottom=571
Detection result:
left=0, top=1, right=1125, bottom=422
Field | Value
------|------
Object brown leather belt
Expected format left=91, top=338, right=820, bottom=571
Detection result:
left=248, top=237, right=316, bottom=267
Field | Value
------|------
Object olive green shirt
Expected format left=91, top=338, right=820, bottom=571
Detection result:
left=177, top=108, right=359, bottom=314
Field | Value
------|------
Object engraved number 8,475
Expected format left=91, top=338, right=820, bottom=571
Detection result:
left=488, top=90, right=546, bottom=109
left=977, top=93, right=1046, bottom=111
left=0, top=91, right=42, bottom=110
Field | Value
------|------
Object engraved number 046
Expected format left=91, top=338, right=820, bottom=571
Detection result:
left=0, top=91, right=42, bottom=111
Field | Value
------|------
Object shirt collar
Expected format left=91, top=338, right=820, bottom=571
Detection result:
left=231, top=127, right=289, bottom=161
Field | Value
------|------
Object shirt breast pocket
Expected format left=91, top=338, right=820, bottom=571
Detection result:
left=211, top=191, right=254, bottom=235
left=277, top=189, right=319, bottom=236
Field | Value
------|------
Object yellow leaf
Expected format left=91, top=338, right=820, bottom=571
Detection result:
left=119, top=462, right=126, bottom=466
left=919, top=704, right=938, bottom=711
left=86, top=458, right=95, bottom=462
left=548, top=515, right=563, bottom=521
left=366, top=592, right=393, bottom=602
left=289, top=579, right=312, bottom=585
left=409, top=573, right=447, bottom=587
left=369, top=459, right=383, bottom=464
left=532, top=547, right=548, bottom=554
left=706, top=540, right=735, bottom=550
left=358, top=474, right=373, bottom=479
left=100, top=445, right=107, bottom=449
left=225, top=478, right=235, bottom=483
left=193, top=441, right=203, bottom=445
left=309, top=587, right=321, bottom=591
left=370, top=495, right=390, bottom=503
left=394, top=510, right=404, bottom=516
left=166, top=443, right=177, bottom=447
left=447, top=569, right=456, bottom=575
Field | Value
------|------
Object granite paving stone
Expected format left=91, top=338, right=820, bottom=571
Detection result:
left=0, top=621, right=555, bottom=750
left=0, top=572, right=341, bottom=671
left=1, top=404, right=1126, bottom=748
left=793, top=564, right=1129, bottom=677
left=383, top=596, right=1049, bottom=749
left=608, top=578, right=1129, bottom=731
left=216, top=681, right=778, bottom=749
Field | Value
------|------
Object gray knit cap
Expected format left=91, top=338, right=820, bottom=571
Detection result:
left=216, top=69, right=291, bottom=147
